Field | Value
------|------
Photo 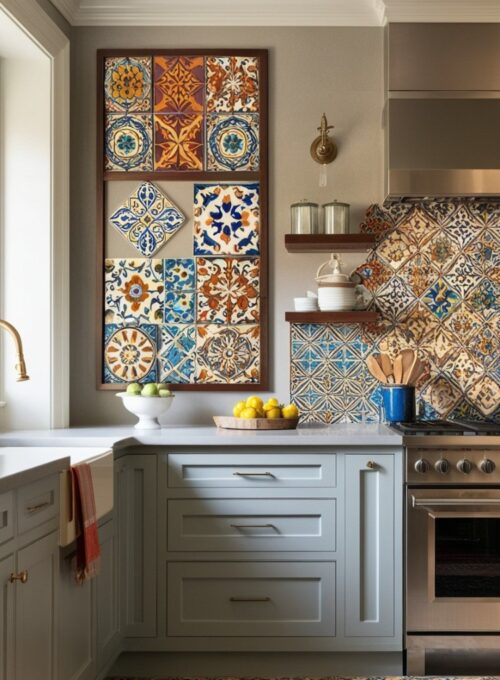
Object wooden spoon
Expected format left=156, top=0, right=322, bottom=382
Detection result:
left=400, top=349, right=415, bottom=384
left=378, top=353, right=394, bottom=382
left=393, top=354, right=404, bottom=384
left=407, top=357, right=426, bottom=385
left=366, top=355, right=388, bottom=383
left=402, top=351, right=418, bottom=385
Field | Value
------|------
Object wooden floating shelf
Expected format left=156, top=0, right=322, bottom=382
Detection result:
left=285, top=311, right=380, bottom=323
left=285, top=233, right=377, bottom=253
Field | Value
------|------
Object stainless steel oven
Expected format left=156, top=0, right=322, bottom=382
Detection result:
left=403, top=437, right=500, bottom=675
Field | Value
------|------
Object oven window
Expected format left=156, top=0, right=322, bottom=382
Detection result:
left=435, top=518, right=500, bottom=597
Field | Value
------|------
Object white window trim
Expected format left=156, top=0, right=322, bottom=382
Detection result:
left=0, top=0, right=70, bottom=428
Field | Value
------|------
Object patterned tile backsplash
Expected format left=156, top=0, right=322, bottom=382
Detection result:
left=290, top=200, right=500, bottom=424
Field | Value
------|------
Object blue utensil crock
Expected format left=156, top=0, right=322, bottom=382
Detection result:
left=382, top=385, right=415, bottom=422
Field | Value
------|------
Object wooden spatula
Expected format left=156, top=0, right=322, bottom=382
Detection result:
left=407, top=357, right=427, bottom=385
left=366, top=355, right=388, bottom=383
left=400, top=349, right=415, bottom=383
left=379, top=353, right=394, bottom=382
left=393, top=354, right=404, bottom=384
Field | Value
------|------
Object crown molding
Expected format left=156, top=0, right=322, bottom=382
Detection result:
left=384, top=0, right=500, bottom=22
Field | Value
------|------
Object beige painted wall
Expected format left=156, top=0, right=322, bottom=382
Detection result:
left=70, top=26, right=384, bottom=425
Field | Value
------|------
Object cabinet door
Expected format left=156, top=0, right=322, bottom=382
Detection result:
left=15, top=531, right=58, bottom=680
left=345, top=454, right=400, bottom=638
left=58, top=550, right=94, bottom=680
left=0, top=554, right=14, bottom=680
left=96, top=519, right=120, bottom=671
left=116, top=454, right=157, bottom=637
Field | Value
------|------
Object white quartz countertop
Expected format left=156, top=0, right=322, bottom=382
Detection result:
left=0, top=423, right=402, bottom=448
left=0, top=446, right=111, bottom=492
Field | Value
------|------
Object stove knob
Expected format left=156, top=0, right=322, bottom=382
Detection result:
left=434, top=458, right=450, bottom=474
left=457, top=458, right=473, bottom=474
left=480, top=459, right=496, bottom=474
left=414, top=459, right=430, bottom=474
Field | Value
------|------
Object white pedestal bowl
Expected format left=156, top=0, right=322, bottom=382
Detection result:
left=116, top=393, right=175, bottom=429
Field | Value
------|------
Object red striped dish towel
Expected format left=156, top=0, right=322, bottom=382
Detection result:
left=71, top=463, right=101, bottom=583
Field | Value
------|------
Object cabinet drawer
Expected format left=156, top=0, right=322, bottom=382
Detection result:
left=18, top=476, right=58, bottom=534
left=0, top=492, right=14, bottom=546
left=167, top=562, right=335, bottom=637
left=168, top=453, right=336, bottom=488
left=168, top=499, right=336, bottom=552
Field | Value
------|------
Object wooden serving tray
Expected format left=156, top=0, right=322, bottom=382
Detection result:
left=213, top=415, right=299, bottom=430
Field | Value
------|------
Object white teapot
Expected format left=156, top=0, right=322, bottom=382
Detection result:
left=315, top=254, right=357, bottom=311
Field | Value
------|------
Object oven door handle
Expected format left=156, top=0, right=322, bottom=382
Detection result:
left=412, top=496, right=500, bottom=516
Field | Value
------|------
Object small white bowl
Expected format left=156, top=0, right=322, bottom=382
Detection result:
left=294, top=297, right=318, bottom=311
left=116, top=393, right=175, bottom=429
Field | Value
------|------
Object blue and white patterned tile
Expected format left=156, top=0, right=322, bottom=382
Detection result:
left=158, top=324, right=196, bottom=384
left=164, top=291, right=195, bottom=324
left=207, top=113, right=259, bottom=171
left=193, top=183, right=260, bottom=256
left=110, top=182, right=185, bottom=257
left=422, top=278, right=460, bottom=320
left=164, top=258, right=195, bottom=290
left=104, top=258, right=164, bottom=324
left=105, top=114, right=153, bottom=171
left=103, top=324, right=158, bottom=384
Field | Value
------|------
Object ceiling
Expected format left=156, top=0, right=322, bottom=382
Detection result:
left=49, top=0, right=500, bottom=26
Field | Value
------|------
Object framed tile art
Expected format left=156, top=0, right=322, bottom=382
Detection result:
left=96, top=49, right=268, bottom=390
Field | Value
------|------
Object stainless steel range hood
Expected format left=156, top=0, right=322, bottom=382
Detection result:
left=386, top=24, right=500, bottom=199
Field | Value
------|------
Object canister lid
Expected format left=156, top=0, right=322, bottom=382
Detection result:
left=322, top=199, right=350, bottom=208
left=291, top=199, right=319, bottom=208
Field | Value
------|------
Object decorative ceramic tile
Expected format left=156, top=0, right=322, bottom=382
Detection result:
left=376, top=230, right=417, bottom=271
left=104, top=258, right=164, bottom=324
left=104, top=57, right=152, bottom=112
left=442, top=348, right=484, bottom=391
left=420, top=376, right=462, bottom=417
left=164, top=258, right=195, bottom=290
left=207, top=114, right=259, bottom=171
left=154, top=56, right=204, bottom=113
left=109, top=182, right=185, bottom=257
left=422, top=278, right=460, bottom=320
left=196, top=257, right=259, bottom=324
left=164, top=291, right=195, bottom=323
left=104, top=324, right=158, bottom=383
left=154, top=114, right=203, bottom=171
left=105, top=114, right=153, bottom=171
left=399, top=304, right=439, bottom=346
left=195, top=324, right=260, bottom=383
left=466, top=279, right=499, bottom=317
left=467, top=319, right=499, bottom=367
left=422, top=232, right=459, bottom=273
left=468, top=375, right=500, bottom=416
left=359, top=204, right=394, bottom=235
left=444, top=254, right=479, bottom=297
left=444, top=204, right=484, bottom=247
left=206, top=56, right=259, bottom=113
left=465, top=229, right=500, bottom=275
left=193, top=183, right=260, bottom=256
left=443, top=304, right=483, bottom=345
left=397, top=206, right=439, bottom=246
left=375, top=276, right=417, bottom=320
left=352, top=258, right=392, bottom=292
left=158, top=324, right=196, bottom=383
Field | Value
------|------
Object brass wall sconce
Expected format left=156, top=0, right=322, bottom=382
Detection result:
left=310, top=113, right=337, bottom=186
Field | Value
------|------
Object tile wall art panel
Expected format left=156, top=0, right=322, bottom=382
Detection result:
left=100, top=50, right=267, bottom=389
left=290, top=200, right=500, bottom=423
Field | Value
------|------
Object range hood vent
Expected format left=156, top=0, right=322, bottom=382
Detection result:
left=386, top=24, right=500, bottom=199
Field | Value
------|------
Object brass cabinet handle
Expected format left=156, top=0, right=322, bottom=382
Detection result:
left=230, top=523, right=277, bottom=530
left=229, top=596, right=271, bottom=602
left=366, top=460, right=377, bottom=469
left=26, top=500, right=51, bottom=513
left=9, top=571, right=28, bottom=584
left=233, top=472, right=274, bottom=477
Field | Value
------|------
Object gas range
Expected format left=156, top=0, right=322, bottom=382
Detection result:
left=389, top=419, right=500, bottom=457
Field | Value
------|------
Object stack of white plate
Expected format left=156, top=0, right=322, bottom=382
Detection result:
left=318, top=285, right=356, bottom=311
left=294, top=297, right=319, bottom=312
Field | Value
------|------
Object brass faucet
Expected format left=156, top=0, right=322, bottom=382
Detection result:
left=0, top=320, right=29, bottom=382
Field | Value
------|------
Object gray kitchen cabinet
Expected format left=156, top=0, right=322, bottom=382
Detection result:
left=344, top=454, right=402, bottom=641
left=96, top=518, right=120, bottom=670
left=116, top=454, right=157, bottom=637
left=15, top=530, right=58, bottom=680
left=0, top=553, right=15, bottom=680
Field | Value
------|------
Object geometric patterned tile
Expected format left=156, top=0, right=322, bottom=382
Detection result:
left=104, top=56, right=152, bottom=112
left=422, top=278, right=460, bottom=320
left=375, top=276, right=417, bottom=320
left=421, top=232, right=459, bottom=274
left=164, top=258, right=195, bottom=290
left=195, top=324, right=260, bottom=384
left=196, top=257, right=259, bottom=324
left=104, top=258, right=164, bottom=324
left=158, top=324, right=196, bottom=383
left=154, top=56, right=204, bottom=113
left=103, top=324, right=158, bottom=384
left=466, top=279, right=500, bottom=317
left=154, top=114, right=203, bottom=171
left=467, top=375, right=500, bottom=416
left=206, top=56, right=259, bottom=113
left=207, top=113, right=259, bottom=171
left=164, top=291, right=195, bottom=323
left=193, top=183, right=260, bottom=256
left=444, top=254, right=480, bottom=297
left=397, top=205, right=439, bottom=246
left=444, top=204, right=484, bottom=248
left=109, top=182, right=185, bottom=257
left=399, top=253, right=437, bottom=297
left=105, top=114, right=153, bottom=172
left=376, top=230, right=416, bottom=271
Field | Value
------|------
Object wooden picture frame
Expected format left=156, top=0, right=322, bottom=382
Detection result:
left=96, top=49, right=268, bottom=391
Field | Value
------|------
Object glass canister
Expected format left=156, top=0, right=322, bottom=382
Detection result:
left=290, top=200, right=320, bottom=234
left=322, top=200, right=350, bottom=234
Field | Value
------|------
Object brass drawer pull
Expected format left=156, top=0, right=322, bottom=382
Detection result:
left=26, top=500, right=51, bottom=513
left=229, top=596, right=271, bottom=602
left=230, top=523, right=277, bottom=530
left=233, top=472, right=274, bottom=477
left=366, top=461, right=377, bottom=469
left=9, top=571, right=28, bottom=584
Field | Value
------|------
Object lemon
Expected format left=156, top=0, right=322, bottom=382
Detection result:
left=266, top=407, right=282, bottom=419
left=263, top=397, right=279, bottom=411
left=233, top=400, right=246, bottom=417
left=246, top=395, right=263, bottom=410
left=240, top=406, right=258, bottom=419
left=282, top=403, right=299, bottom=419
